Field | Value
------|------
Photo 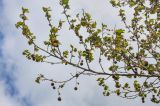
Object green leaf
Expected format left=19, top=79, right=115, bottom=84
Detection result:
left=62, top=0, right=69, bottom=5
left=15, top=21, right=24, bottom=28
left=119, top=9, right=125, bottom=16
left=35, top=77, right=40, bottom=84
left=110, top=0, right=117, bottom=7
left=92, top=22, right=97, bottom=28
left=50, top=27, right=59, bottom=34
left=129, top=1, right=136, bottom=7
left=63, top=51, right=69, bottom=58
left=116, top=89, right=121, bottom=95
left=115, top=29, right=125, bottom=35
left=22, top=7, right=29, bottom=13
left=85, top=13, right=91, bottom=21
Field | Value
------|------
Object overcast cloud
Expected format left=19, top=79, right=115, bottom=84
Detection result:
left=0, top=0, right=159, bottom=106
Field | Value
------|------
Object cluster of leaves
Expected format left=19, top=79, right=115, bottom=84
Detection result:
left=16, top=0, right=160, bottom=103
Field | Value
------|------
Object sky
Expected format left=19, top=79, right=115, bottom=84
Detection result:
left=0, top=0, right=159, bottom=106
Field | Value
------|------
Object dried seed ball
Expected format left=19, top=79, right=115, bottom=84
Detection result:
left=142, top=97, right=145, bottom=103
left=75, top=74, right=79, bottom=78
left=80, top=62, right=83, bottom=66
left=144, top=61, right=148, bottom=66
left=51, top=82, right=54, bottom=86
left=52, top=86, right=56, bottom=89
left=114, top=61, right=117, bottom=64
left=58, top=97, right=62, bottom=101
left=74, top=87, right=78, bottom=90
left=31, top=54, right=35, bottom=60
left=80, top=38, right=83, bottom=42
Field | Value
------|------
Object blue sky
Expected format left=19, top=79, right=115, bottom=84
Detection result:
left=0, top=0, right=159, bottom=106
left=0, top=2, right=32, bottom=105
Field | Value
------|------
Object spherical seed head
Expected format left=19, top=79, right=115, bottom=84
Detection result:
left=114, top=61, right=117, bottom=64
left=53, top=86, right=56, bottom=89
left=51, top=82, right=54, bottom=86
left=80, top=62, right=83, bottom=66
left=74, top=87, right=78, bottom=90
left=58, top=97, right=62, bottom=101
left=142, top=97, right=145, bottom=103
left=75, top=74, right=79, bottom=78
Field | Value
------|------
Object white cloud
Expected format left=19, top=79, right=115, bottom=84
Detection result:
left=0, top=81, right=20, bottom=106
